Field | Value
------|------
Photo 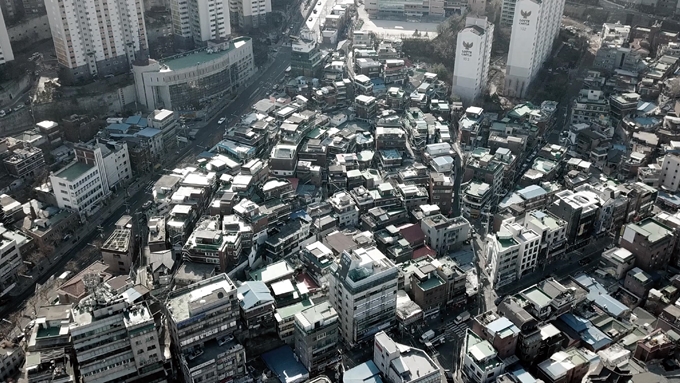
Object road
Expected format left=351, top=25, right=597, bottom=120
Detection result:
left=1, top=45, right=294, bottom=320
left=177, top=46, right=293, bottom=163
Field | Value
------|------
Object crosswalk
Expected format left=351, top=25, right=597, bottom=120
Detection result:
left=144, top=181, right=154, bottom=193
left=444, top=322, right=468, bottom=339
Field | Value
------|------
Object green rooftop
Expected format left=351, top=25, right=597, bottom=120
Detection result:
left=276, top=299, right=314, bottom=320
left=419, top=275, right=445, bottom=291
left=632, top=218, right=672, bottom=243
left=522, top=287, right=552, bottom=307
left=36, top=326, right=62, bottom=338
left=498, top=236, right=518, bottom=249
left=55, top=162, right=93, bottom=182
left=162, top=37, right=251, bottom=71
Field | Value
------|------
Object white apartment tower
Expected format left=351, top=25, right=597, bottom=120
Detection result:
left=660, top=154, right=680, bottom=192
left=229, top=0, right=271, bottom=29
left=171, top=0, right=231, bottom=47
left=504, top=0, right=565, bottom=98
left=328, top=247, right=398, bottom=347
left=70, top=290, right=166, bottom=383
left=0, top=239, right=22, bottom=297
left=0, top=6, right=14, bottom=64
left=486, top=219, right=541, bottom=289
left=44, top=0, right=148, bottom=83
left=453, top=16, right=494, bottom=106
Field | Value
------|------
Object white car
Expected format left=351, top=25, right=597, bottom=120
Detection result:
left=218, top=117, right=226, bottom=125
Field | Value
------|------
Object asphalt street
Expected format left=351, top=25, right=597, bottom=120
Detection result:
left=1, top=45, right=294, bottom=320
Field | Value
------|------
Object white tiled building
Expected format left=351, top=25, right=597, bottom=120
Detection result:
left=71, top=290, right=165, bottom=383
left=50, top=161, right=107, bottom=215
left=0, top=238, right=22, bottom=296
left=504, top=0, right=565, bottom=98
left=166, top=274, right=243, bottom=383
left=486, top=219, right=541, bottom=289
left=453, top=16, right=494, bottom=105
left=229, top=0, right=271, bottom=29
left=462, top=330, right=505, bottom=383
left=51, top=140, right=131, bottom=214
left=44, top=0, right=148, bottom=82
left=170, top=0, right=231, bottom=46
left=329, top=192, right=359, bottom=227
left=328, top=247, right=398, bottom=347
left=373, top=331, right=443, bottom=383
left=660, top=154, right=680, bottom=192
left=0, top=6, right=14, bottom=64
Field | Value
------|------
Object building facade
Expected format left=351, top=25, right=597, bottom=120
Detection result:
left=660, top=154, right=680, bottom=192
left=504, top=0, right=565, bottom=98
left=0, top=6, right=13, bottom=64
left=50, top=162, right=107, bottom=215
left=132, top=37, right=254, bottom=111
left=328, top=247, right=398, bottom=347
left=166, top=274, right=242, bottom=383
left=70, top=295, right=166, bottom=383
left=3, top=146, right=46, bottom=179
left=453, top=16, right=494, bottom=105
left=0, top=238, right=22, bottom=297
left=294, top=302, right=339, bottom=374
left=44, top=0, right=148, bottom=83
left=170, top=0, right=231, bottom=48
left=101, top=216, right=134, bottom=275
left=229, top=0, right=271, bottom=29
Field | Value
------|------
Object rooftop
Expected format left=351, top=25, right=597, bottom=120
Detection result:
left=54, top=161, right=94, bottom=182
left=161, top=37, right=251, bottom=71
left=167, top=273, right=237, bottom=324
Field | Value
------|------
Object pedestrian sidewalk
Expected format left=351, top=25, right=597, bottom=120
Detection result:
left=11, top=178, right=146, bottom=297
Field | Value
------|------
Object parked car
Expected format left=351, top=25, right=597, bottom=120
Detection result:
left=218, top=117, right=227, bottom=124
left=142, top=201, right=153, bottom=209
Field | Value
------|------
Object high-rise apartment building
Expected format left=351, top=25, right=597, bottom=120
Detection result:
left=504, top=0, right=565, bottom=98
left=70, top=286, right=166, bottom=383
left=170, top=0, right=231, bottom=48
left=0, top=6, right=13, bottom=64
left=0, top=238, right=22, bottom=297
left=486, top=219, right=541, bottom=289
left=44, top=0, right=148, bottom=83
left=453, top=16, right=494, bottom=105
left=328, top=247, right=398, bottom=347
left=294, top=302, right=339, bottom=374
left=660, top=154, right=680, bottom=192
left=166, top=274, right=243, bottom=383
left=229, top=0, right=271, bottom=29
left=499, top=0, right=517, bottom=27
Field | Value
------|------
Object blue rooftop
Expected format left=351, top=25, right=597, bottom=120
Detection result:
left=262, top=346, right=309, bottom=383
left=136, top=127, right=162, bottom=138
left=237, top=281, right=274, bottom=310
left=343, top=361, right=383, bottom=383
left=593, top=294, right=629, bottom=317
left=658, top=191, right=680, bottom=207
left=106, top=123, right=131, bottom=133
left=559, top=313, right=590, bottom=333
left=580, top=326, right=612, bottom=351
left=517, top=184, right=547, bottom=200
left=511, top=368, right=538, bottom=383
left=125, top=116, right=148, bottom=126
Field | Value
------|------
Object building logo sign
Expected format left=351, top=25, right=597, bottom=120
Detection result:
left=461, top=41, right=473, bottom=57
left=519, top=10, right=531, bottom=26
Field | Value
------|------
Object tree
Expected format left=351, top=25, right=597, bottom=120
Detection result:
left=666, top=77, right=680, bottom=98
left=431, top=63, right=451, bottom=84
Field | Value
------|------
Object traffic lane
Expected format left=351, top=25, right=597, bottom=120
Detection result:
left=204, top=49, right=292, bottom=132
left=4, top=47, right=294, bottom=314
left=0, top=184, right=149, bottom=317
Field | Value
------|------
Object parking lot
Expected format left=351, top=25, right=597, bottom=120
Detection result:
left=356, top=4, right=440, bottom=40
